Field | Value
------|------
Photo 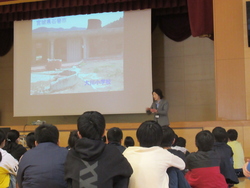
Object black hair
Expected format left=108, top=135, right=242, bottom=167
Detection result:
left=136, top=120, right=163, bottom=147
left=0, top=129, right=6, bottom=162
left=195, top=130, right=215, bottom=151
left=160, top=126, right=175, bottom=147
left=171, top=133, right=179, bottom=146
left=77, top=111, right=105, bottom=140
left=26, top=132, right=36, bottom=149
left=0, top=129, right=6, bottom=144
left=175, top=137, right=186, bottom=147
left=152, top=89, right=164, bottom=99
left=227, top=129, right=238, bottom=141
left=124, top=136, right=135, bottom=147
left=107, top=127, right=123, bottom=143
left=4, top=130, right=20, bottom=153
left=6, top=130, right=19, bottom=142
left=35, top=124, right=59, bottom=144
left=212, top=126, right=228, bottom=143
left=67, top=130, right=79, bottom=148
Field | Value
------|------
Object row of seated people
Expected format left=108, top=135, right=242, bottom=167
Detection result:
left=0, top=111, right=249, bottom=188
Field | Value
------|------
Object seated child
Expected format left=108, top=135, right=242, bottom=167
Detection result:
left=107, top=127, right=126, bottom=153
left=161, top=126, right=186, bottom=162
left=123, top=120, right=185, bottom=188
left=0, top=129, right=18, bottom=188
left=25, top=132, right=35, bottom=149
left=212, top=127, right=239, bottom=186
left=227, top=129, right=245, bottom=177
left=17, top=124, right=68, bottom=188
left=172, top=136, right=190, bottom=157
left=124, top=136, right=135, bottom=147
left=66, top=130, right=78, bottom=150
left=161, top=126, right=190, bottom=188
left=64, top=111, right=133, bottom=188
left=185, top=130, right=228, bottom=188
left=3, top=129, right=27, bottom=161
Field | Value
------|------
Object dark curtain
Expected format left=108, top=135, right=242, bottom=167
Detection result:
left=158, top=13, right=191, bottom=42
left=0, top=26, right=13, bottom=56
left=0, top=0, right=188, bottom=25
left=151, top=4, right=191, bottom=42
left=0, top=0, right=213, bottom=56
left=187, top=0, right=213, bottom=37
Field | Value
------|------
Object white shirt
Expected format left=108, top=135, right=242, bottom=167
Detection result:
left=0, top=148, right=18, bottom=176
left=171, top=146, right=188, bottom=154
left=0, top=148, right=18, bottom=187
left=123, top=146, right=185, bottom=188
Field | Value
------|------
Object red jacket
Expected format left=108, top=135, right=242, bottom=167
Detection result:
left=185, top=150, right=228, bottom=188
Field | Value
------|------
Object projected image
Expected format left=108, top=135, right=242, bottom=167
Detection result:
left=30, top=12, right=124, bottom=95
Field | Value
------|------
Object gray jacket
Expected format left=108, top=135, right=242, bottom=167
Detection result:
left=147, top=99, right=169, bottom=126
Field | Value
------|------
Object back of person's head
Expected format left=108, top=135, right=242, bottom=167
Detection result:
left=0, top=129, right=6, bottom=162
left=77, top=111, right=105, bottom=140
left=6, top=129, right=20, bottom=143
left=227, top=129, right=238, bottom=141
left=175, top=137, right=186, bottom=147
left=172, top=133, right=179, bottom=146
left=152, top=88, right=164, bottom=99
left=26, top=132, right=36, bottom=149
left=4, top=129, right=20, bottom=152
left=137, top=120, right=163, bottom=147
left=35, top=124, right=59, bottom=144
left=67, top=130, right=79, bottom=148
left=212, top=126, right=228, bottom=143
left=124, top=136, right=135, bottom=147
left=160, top=125, right=175, bottom=148
left=107, top=127, right=123, bottom=143
left=195, top=130, right=215, bottom=151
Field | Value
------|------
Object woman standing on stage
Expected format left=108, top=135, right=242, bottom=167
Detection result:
left=146, top=88, right=169, bottom=126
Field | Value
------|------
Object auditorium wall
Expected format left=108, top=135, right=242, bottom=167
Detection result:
left=152, top=26, right=215, bottom=122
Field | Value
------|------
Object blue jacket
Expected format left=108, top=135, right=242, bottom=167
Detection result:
left=17, top=142, right=68, bottom=188
left=213, top=142, right=239, bottom=184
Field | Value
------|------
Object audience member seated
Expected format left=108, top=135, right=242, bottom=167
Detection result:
left=172, top=137, right=190, bottom=157
left=124, top=136, right=135, bottom=147
left=161, top=126, right=186, bottom=161
left=3, top=130, right=27, bottom=161
left=185, top=130, right=228, bottom=188
left=66, top=130, right=78, bottom=150
left=123, top=120, right=185, bottom=188
left=227, top=129, right=245, bottom=177
left=212, top=127, right=239, bottom=186
left=161, top=126, right=190, bottom=188
left=0, top=129, right=18, bottom=188
left=25, top=132, right=35, bottom=149
left=107, top=127, right=126, bottom=153
left=64, top=111, right=133, bottom=188
left=17, top=124, right=68, bottom=188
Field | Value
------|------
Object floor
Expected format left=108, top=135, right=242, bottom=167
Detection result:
left=233, top=177, right=250, bottom=188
